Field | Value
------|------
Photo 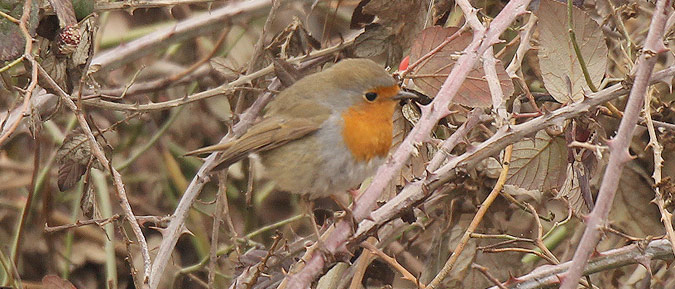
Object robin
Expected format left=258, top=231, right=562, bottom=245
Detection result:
left=187, top=58, right=416, bottom=199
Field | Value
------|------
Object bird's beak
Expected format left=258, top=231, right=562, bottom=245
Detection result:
left=392, top=90, right=418, bottom=101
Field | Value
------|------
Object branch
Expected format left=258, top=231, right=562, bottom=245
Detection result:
left=0, top=0, right=38, bottom=148
left=90, top=0, right=272, bottom=71
left=491, top=239, right=674, bottom=289
left=148, top=56, right=336, bottom=288
left=277, top=0, right=533, bottom=287
left=559, top=0, right=672, bottom=288
left=82, top=36, right=358, bottom=112
left=351, top=64, right=675, bottom=262
left=36, top=64, right=153, bottom=286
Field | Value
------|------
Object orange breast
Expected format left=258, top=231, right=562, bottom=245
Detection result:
left=341, top=100, right=397, bottom=162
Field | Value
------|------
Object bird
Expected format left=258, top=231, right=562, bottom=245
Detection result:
left=186, top=58, right=416, bottom=199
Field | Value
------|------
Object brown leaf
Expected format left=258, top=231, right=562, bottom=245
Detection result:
left=266, top=17, right=320, bottom=59
left=48, top=0, right=77, bottom=28
left=409, top=26, right=514, bottom=107
left=39, top=16, right=96, bottom=93
left=80, top=176, right=95, bottom=218
left=506, top=130, right=567, bottom=192
left=272, top=58, right=301, bottom=88
left=0, top=0, right=39, bottom=61
left=352, top=0, right=426, bottom=66
left=350, top=0, right=375, bottom=29
left=56, top=132, right=101, bottom=191
left=42, top=275, right=77, bottom=289
left=536, top=0, right=608, bottom=103
left=352, top=23, right=393, bottom=58
left=362, top=0, right=424, bottom=25
left=608, top=163, right=663, bottom=237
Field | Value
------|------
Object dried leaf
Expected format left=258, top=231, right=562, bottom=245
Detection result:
left=56, top=132, right=100, bottom=191
left=48, top=0, right=77, bottom=28
left=556, top=163, right=589, bottom=215
left=362, top=0, right=424, bottom=26
left=42, top=275, right=77, bottom=289
left=272, top=58, right=301, bottom=88
left=57, top=156, right=87, bottom=192
left=39, top=16, right=96, bottom=92
left=352, top=23, right=393, bottom=58
left=0, top=0, right=38, bottom=61
left=80, top=175, right=95, bottom=218
left=350, top=0, right=375, bottom=29
left=266, top=17, right=320, bottom=59
left=536, top=0, right=608, bottom=103
left=362, top=259, right=395, bottom=286
left=409, top=26, right=514, bottom=107
left=352, top=0, right=426, bottom=66
left=506, top=130, right=567, bottom=192
left=72, top=0, right=94, bottom=20
left=609, top=163, right=663, bottom=237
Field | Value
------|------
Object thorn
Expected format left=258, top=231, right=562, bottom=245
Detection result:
left=637, top=256, right=653, bottom=276
left=149, top=226, right=166, bottom=236
left=503, top=272, right=519, bottom=285
left=180, top=227, right=195, bottom=237
left=620, top=150, right=634, bottom=164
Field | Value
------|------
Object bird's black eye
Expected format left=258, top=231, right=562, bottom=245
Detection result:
left=365, top=92, right=378, bottom=101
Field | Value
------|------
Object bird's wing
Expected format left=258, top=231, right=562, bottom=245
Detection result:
left=185, top=116, right=323, bottom=168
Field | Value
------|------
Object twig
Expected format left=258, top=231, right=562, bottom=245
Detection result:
left=246, top=233, right=283, bottom=288
left=643, top=87, right=675, bottom=257
left=0, top=9, right=19, bottom=23
left=44, top=215, right=121, bottom=233
left=398, top=25, right=469, bottom=79
left=35, top=63, right=153, bottom=286
left=472, top=263, right=507, bottom=289
left=104, top=25, right=231, bottom=98
left=482, top=247, right=558, bottom=265
left=178, top=214, right=303, bottom=276
left=349, top=237, right=376, bottom=289
left=11, top=116, right=40, bottom=267
left=208, top=171, right=228, bottom=288
left=94, top=0, right=215, bottom=11
left=278, top=1, right=533, bottom=287
left=361, top=241, right=424, bottom=288
left=598, top=0, right=635, bottom=59
left=91, top=0, right=272, bottom=71
left=148, top=51, right=341, bottom=289
left=427, top=108, right=483, bottom=171
left=524, top=204, right=559, bottom=264
left=567, top=0, right=598, bottom=92
left=83, top=35, right=358, bottom=112
left=454, top=0, right=507, bottom=123
left=233, top=0, right=281, bottom=116
left=559, top=0, right=672, bottom=288
left=351, top=64, right=675, bottom=257
left=0, top=0, right=38, bottom=148
left=426, top=143, right=513, bottom=288
left=491, top=239, right=674, bottom=289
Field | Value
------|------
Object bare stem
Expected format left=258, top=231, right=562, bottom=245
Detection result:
left=559, top=0, right=672, bottom=288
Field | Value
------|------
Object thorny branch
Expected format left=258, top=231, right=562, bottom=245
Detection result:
left=36, top=63, right=153, bottom=286
left=492, top=239, right=675, bottom=289
left=279, top=0, right=533, bottom=287
left=559, top=0, right=672, bottom=288
left=0, top=0, right=38, bottom=148
left=643, top=86, right=675, bottom=258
